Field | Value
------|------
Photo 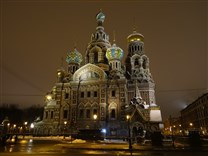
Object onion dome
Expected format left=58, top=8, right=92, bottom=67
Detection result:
left=96, top=10, right=105, bottom=26
left=66, top=48, right=83, bottom=65
left=106, top=43, right=124, bottom=61
left=127, top=30, right=144, bottom=43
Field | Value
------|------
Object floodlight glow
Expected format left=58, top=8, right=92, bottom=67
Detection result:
left=101, top=128, right=106, bottom=134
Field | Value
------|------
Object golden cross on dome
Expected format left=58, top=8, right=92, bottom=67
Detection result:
left=113, top=30, right=116, bottom=43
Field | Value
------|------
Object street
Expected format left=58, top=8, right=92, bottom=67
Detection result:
left=1, top=138, right=208, bottom=156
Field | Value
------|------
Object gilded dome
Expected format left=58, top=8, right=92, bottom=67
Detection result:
left=127, top=31, right=144, bottom=43
left=66, top=48, right=83, bottom=65
left=106, top=43, right=124, bottom=61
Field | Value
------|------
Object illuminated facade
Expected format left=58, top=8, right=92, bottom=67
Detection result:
left=181, top=93, right=208, bottom=135
left=34, top=11, right=162, bottom=138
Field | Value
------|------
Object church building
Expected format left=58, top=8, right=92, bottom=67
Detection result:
left=34, top=11, right=162, bottom=138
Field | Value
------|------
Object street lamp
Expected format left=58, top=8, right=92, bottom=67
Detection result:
left=7, top=123, right=10, bottom=133
left=93, top=114, right=97, bottom=129
left=23, top=121, right=28, bottom=138
left=126, top=115, right=132, bottom=151
left=64, top=121, right=67, bottom=139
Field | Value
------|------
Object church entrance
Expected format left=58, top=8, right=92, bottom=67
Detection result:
left=132, top=122, right=145, bottom=143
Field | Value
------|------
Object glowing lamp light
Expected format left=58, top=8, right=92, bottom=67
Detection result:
left=30, top=123, right=34, bottom=129
left=64, top=121, right=67, bottom=125
left=46, top=94, right=52, bottom=100
left=93, top=114, right=97, bottom=120
left=126, top=115, right=130, bottom=120
left=24, top=122, right=28, bottom=125
left=101, top=128, right=106, bottom=134
left=58, top=72, right=62, bottom=76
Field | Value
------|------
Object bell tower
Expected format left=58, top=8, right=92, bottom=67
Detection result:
left=85, top=11, right=111, bottom=72
left=125, top=30, right=156, bottom=106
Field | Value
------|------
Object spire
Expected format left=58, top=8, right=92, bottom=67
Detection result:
left=113, top=30, right=116, bottom=43
left=133, top=17, right=136, bottom=32
left=135, top=80, right=142, bottom=99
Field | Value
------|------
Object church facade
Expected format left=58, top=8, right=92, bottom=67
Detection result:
left=34, top=11, right=162, bottom=138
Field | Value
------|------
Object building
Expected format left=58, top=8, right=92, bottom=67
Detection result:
left=181, top=93, right=208, bottom=135
left=34, top=11, right=162, bottom=138
left=163, top=116, right=182, bottom=136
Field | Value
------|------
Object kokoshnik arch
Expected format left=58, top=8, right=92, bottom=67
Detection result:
left=33, top=11, right=162, bottom=138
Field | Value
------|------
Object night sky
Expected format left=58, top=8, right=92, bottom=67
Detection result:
left=0, top=0, right=207, bottom=120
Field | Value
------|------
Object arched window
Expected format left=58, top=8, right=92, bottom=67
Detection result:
left=94, top=52, right=98, bottom=63
left=51, top=111, right=53, bottom=119
left=45, top=111, right=48, bottom=119
left=93, top=109, right=97, bottom=115
left=112, top=90, right=116, bottom=97
left=143, top=57, right=147, bottom=69
left=86, top=109, right=90, bottom=118
left=131, top=46, right=134, bottom=52
left=135, top=58, right=139, bottom=66
left=79, top=109, right=84, bottom=118
left=65, top=93, right=69, bottom=99
left=111, top=109, right=116, bottom=119
left=63, top=110, right=68, bottom=119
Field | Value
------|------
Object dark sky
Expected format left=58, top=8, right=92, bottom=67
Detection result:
left=0, top=0, right=207, bottom=120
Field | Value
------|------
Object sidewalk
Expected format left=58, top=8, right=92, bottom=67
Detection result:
left=25, top=136, right=208, bottom=152
left=57, top=139, right=177, bottom=151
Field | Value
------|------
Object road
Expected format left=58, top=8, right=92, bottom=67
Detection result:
left=1, top=138, right=208, bottom=156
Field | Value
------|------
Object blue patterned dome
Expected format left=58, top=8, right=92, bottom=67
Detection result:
left=66, top=48, right=82, bottom=65
left=106, top=43, right=124, bottom=61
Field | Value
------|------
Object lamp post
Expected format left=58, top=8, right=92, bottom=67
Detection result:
left=23, top=122, right=27, bottom=139
left=93, top=114, right=97, bottom=129
left=30, top=123, right=34, bottom=135
left=126, top=115, right=132, bottom=151
left=64, top=121, right=67, bottom=139
left=7, top=123, right=10, bottom=134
